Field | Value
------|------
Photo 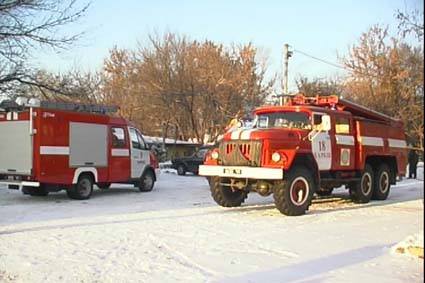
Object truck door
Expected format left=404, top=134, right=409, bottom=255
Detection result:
left=109, top=126, right=131, bottom=182
left=332, top=114, right=355, bottom=170
left=311, top=112, right=332, bottom=171
left=129, top=128, right=150, bottom=179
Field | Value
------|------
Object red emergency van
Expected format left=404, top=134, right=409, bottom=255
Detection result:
left=0, top=99, right=159, bottom=200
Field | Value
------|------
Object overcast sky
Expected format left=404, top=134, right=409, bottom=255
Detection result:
left=31, top=0, right=423, bottom=92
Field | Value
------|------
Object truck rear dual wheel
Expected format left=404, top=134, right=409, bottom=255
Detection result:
left=349, top=164, right=374, bottom=203
left=67, top=175, right=93, bottom=200
left=209, top=177, right=248, bottom=207
left=372, top=164, right=391, bottom=200
left=273, top=166, right=315, bottom=216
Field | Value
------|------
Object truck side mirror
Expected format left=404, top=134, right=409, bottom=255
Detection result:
left=321, top=115, right=331, bottom=131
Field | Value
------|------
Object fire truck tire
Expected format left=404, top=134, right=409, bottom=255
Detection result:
left=139, top=170, right=155, bottom=192
left=372, top=164, right=391, bottom=200
left=177, top=164, right=186, bottom=176
left=67, top=175, right=93, bottom=200
left=273, top=166, right=315, bottom=216
left=210, top=177, right=248, bottom=207
left=25, top=186, right=49, bottom=196
left=349, top=164, right=374, bottom=203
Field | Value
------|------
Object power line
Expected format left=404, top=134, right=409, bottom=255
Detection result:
left=293, top=49, right=347, bottom=71
left=292, top=47, right=381, bottom=79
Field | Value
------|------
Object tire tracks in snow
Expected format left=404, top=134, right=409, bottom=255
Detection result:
left=197, top=224, right=299, bottom=260
left=146, top=233, right=217, bottom=279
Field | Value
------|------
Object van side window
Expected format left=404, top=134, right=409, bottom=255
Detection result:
left=335, top=117, right=350, bottom=134
left=129, top=128, right=142, bottom=149
left=137, top=132, right=147, bottom=149
left=111, top=127, right=126, bottom=148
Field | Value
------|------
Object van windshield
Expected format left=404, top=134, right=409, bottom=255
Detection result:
left=254, top=111, right=311, bottom=130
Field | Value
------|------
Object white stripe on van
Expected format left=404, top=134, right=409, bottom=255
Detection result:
left=40, top=146, right=70, bottom=155
left=111, top=149, right=130, bottom=157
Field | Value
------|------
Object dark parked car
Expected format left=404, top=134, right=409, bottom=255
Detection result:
left=171, top=147, right=211, bottom=176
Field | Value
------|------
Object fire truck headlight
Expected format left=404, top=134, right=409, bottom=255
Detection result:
left=272, top=152, right=281, bottom=162
left=211, top=151, right=219, bottom=160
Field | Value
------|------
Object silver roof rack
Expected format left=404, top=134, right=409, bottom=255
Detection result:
left=39, top=101, right=118, bottom=114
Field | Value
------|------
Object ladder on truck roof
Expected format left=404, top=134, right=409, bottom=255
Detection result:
left=0, top=99, right=118, bottom=115
left=288, top=94, right=400, bottom=125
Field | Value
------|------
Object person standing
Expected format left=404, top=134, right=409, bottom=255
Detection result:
left=408, top=149, right=419, bottom=179
left=225, top=110, right=242, bottom=132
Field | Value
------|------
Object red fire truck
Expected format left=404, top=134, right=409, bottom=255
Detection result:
left=200, top=94, right=407, bottom=216
left=0, top=99, right=159, bottom=200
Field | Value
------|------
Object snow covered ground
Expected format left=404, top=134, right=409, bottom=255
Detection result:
left=0, top=172, right=423, bottom=283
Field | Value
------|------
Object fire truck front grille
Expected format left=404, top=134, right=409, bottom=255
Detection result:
left=219, top=141, right=262, bottom=167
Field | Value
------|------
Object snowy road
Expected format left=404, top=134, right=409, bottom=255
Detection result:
left=0, top=173, right=423, bottom=283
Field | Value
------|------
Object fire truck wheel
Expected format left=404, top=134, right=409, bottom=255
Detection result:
left=139, top=170, right=155, bottom=192
left=273, top=166, right=315, bottom=216
left=210, top=177, right=248, bottom=207
left=177, top=164, right=186, bottom=176
left=25, top=186, right=49, bottom=196
left=67, top=175, right=93, bottom=200
left=372, top=164, right=391, bottom=200
left=349, top=164, right=374, bottom=203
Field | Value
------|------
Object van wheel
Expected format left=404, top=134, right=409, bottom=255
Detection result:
left=177, top=164, right=186, bottom=176
left=67, top=175, right=93, bottom=200
left=349, top=164, right=373, bottom=203
left=210, top=177, right=248, bottom=207
left=273, top=166, right=315, bottom=216
left=139, top=170, right=155, bottom=192
left=372, top=164, right=391, bottom=200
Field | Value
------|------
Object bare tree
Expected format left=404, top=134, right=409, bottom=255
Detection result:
left=0, top=0, right=89, bottom=95
left=24, top=69, right=103, bottom=102
left=395, top=8, right=424, bottom=40
left=295, top=76, right=344, bottom=97
left=342, top=25, right=424, bottom=149
left=102, top=33, right=275, bottom=143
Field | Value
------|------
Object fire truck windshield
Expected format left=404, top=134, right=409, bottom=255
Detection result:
left=254, top=111, right=311, bottom=130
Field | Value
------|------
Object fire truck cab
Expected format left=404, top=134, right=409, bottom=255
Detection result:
left=200, top=94, right=407, bottom=216
left=0, top=99, right=159, bottom=200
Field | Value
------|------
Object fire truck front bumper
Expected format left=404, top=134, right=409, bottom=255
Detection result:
left=0, top=180, right=40, bottom=191
left=199, top=165, right=283, bottom=180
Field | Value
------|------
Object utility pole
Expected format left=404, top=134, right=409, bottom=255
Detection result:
left=281, top=43, right=292, bottom=106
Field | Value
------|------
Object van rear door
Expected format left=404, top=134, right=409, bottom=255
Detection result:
left=0, top=120, right=32, bottom=175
